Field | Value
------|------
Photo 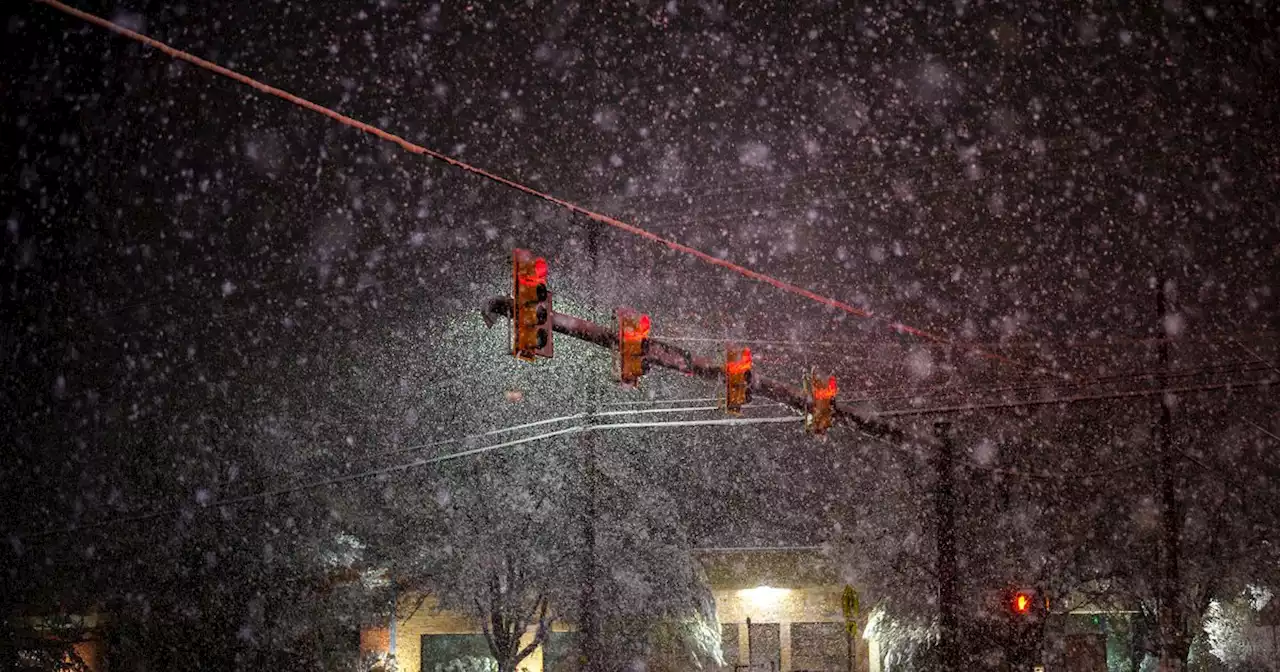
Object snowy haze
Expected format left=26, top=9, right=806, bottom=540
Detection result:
left=2, top=1, right=1278, bottom=670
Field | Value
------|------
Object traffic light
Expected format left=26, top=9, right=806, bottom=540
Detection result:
left=1012, top=591, right=1033, bottom=615
left=616, top=307, right=651, bottom=387
left=806, top=373, right=837, bottom=435
left=724, top=347, right=753, bottom=414
left=511, top=249, right=553, bottom=361
left=1008, top=588, right=1047, bottom=618
left=1003, top=587, right=1048, bottom=670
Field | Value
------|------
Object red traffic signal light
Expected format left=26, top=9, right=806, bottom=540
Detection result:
left=512, top=249, right=553, bottom=361
left=1007, top=588, right=1047, bottom=618
left=806, top=374, right=837, bottom=435
left=724, top=347, right=753, bottom=414
left=814, top=375, right=837, bottom=401
left=617, top=308, right=651, bottom=387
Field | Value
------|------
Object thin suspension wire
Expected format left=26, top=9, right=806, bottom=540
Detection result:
left=844, top=361, right=1274, bottom=407
left=19, top=424, right=585, bottom=541
left=33, top=0, right=1025, bottom=369
left=871, top=377, right=1275, bottom=418
left=96, top=398, right=791, bottom=507
left=593, top=363, right=1268, bottom=417
left=654, top=331, right=1279, bottom=350
left=1244, top=417, right=1280, bottom=443
left=355, top=412, right=590, bottom=461
left=602, top=396, right=720, bottom=406
left=21, top=382, right=1264, bottom=540
left=593, top=405, right=721, bottom=417
left=651, top=334, right=1274, bottom=397
left=1234, top=337, right=1280, bottom=378
left=18, top=413, right=800, bottom=541
left=358, top=402, right=745, bottom=461
left=959, top=456, right=1162, bottom=481
left=854, top=427, right=1166, bottom=482
left=593, top=416, right=801, bottom=430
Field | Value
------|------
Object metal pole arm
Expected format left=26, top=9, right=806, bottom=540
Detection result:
left=482, top=297, right=907, bottom=443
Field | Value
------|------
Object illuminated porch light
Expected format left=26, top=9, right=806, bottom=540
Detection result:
left=739, top=585, right=790, bottom=610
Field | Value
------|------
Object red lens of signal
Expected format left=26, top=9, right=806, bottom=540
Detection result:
left=726, top=348, right=752, bottom=375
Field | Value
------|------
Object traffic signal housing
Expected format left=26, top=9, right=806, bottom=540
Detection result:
left=724, top=347, right=753, bottom=414
left=512, top=249, right=553, bottom=361
left=1003, top=587, right=1049, bottom=669
left=616, top=307, right=651, bottom=387
left=806, top=373, right=837, bottom=435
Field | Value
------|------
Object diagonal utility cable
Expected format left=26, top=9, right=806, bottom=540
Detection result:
left=362, top=402, right=770, bottom=461
left=14, top=425, right=583, bottom=542
left=33, top=0, right=1024, bottom=368
left=14, top=413, right=799, bottom=542
left=852, top=426, right=1163, bottom=482
left=870, top=377, right=1275, bottom=418
left=1244, top=417, right=1280, bottom=443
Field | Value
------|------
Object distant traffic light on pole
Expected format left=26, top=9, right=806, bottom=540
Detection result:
left=1004, top=587, right=1048, bottom=670
left=512, top=249, right=553, bottom=361
left=616, top=307, right=650, bottom=387
left=806, top=373, right=837, bottom=435
left=1009, top=588, right=1047, bottom=619
left=724, top=347, right=753, bottom=414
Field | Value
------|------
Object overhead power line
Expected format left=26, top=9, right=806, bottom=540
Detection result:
left=33, top=0, right=1034, bottom=372
left=1244, top=417, right=1280, bottom=443
left=12, top=401, right=768, bottom=542
left=15, top=424, right=583, bottom=542
left=602, top=396, right=719, bottom=406
left=16, top=412, right=798, bottom=542
left=593, top=416, right=800, bottom=430
left=360, top=402, right=779, bottom=462
left=851, top=426, right=1165, bottom=483
left=870, top=377, right=1275, bottom=418
left=845, top=361, right=1274, bottom=408
left=960, top=456, right=1161, bottom=481
left=655, top=331, right=1279, bottom=351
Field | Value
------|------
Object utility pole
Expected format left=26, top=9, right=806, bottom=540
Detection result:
left=578, top=224, right=601, bottom=672
left=579, top=414, right=599, bottom=672
left=1157, top=281, right=1184, bottom=672
left=934, top=422, right=959, bottom=670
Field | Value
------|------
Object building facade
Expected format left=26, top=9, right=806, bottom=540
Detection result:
left=364, top=547, right=880, bottom=672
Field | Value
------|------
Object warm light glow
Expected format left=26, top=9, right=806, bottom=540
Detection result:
left=1013, top=592, right=1032, bottom=614
left=622, top=313, right=651, bottom=342
left=517, top=258, right=548, bottom=286
left=726, top=348, right=752, bottom=375
left=740, top=585, right=790, bottom=610
left=813, top=375, right=838, bottom=400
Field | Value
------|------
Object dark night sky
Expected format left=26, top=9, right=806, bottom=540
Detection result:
left=2, top=0, right=1278, bottom=552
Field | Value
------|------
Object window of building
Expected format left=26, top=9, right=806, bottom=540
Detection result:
left=748, top=622, right=780, bottom=671
left=720, top=624, right=740, bottom=670
left=420, top=634, right=495, bottom=672
left=542, top=631, right=579, bottom=672
left=790, top=622, right=845, bottom=672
